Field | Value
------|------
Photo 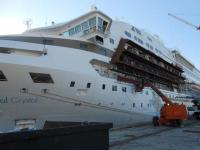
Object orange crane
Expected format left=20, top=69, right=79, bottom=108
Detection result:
left=168, top=13, right=200, bottom=30
left=117, top=76, right=188, bottom=126
left=138, top=82, right=188, bottom=126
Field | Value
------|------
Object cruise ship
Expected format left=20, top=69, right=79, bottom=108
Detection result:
left=0, top=7, right=200, bottom=132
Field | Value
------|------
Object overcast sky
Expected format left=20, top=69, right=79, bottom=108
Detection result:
left=1, top=0, right=200, bottom=69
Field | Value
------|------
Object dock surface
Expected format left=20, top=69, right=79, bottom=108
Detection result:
left=110, top=120, right=200, bottom=150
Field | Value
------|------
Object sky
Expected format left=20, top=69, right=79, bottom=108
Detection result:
left=0, top=0, right=200, bottom=69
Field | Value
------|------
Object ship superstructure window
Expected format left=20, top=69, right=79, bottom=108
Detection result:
left=29, top=73, right=54, bottom=83
left=96, top=36, right=104, bottom=44
left=122, top=87, right=126, bottom=92
left=75, top=25, right=81, bottom=33
left=134, top=36, right=143, bottom=45
left=146, top=43, right=150, bottom=48
left=135, top=28, right=141, bottom=35
left=68, top=28, right=75, bottom=36
left=147, top=36, right=152, bottom=42
left=0, top=71, right=7, bottom=81
left=70, top=81, right=75, bottom=87
left=102, top=84, right=106, bottom=90
left=98, top=17, right=103, bottom=32
left=125, top=31, right=131, bottom=38
left=112, top=85, right=117, bottom=91
left=131, top=26, right=136, bottom=32
left=98, top=17, right=108, bottom=32
left=87, top=83, right=91, bottom=88
left=89, top=17, right=96, bottom=28
left=81, top=21, right=89, bottom=31
left=149, top=45, right=154, bottom=50
left=109, top=38, right=114, bottom=44
left=131, top=26, right=141, bottom=35
left=133, top=103, right=135, bottom=108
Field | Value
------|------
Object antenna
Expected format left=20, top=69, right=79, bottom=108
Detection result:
left=23, top=18, right=32, bottom=30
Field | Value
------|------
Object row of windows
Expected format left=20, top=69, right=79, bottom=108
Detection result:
left=124, top=30, right=144, bottom=45
left=134, top=36, right=144, bottom=45
left=63, top=17, right=97, bottom=36
left=70, top=81, right=127, bottom=92
left=132, top=102, right=152, bottom=108
left=131, top=26, right=142, bottom=35
left=146, top=42, right=154, bottom=50
left=109, top=38, right=114, bottom=44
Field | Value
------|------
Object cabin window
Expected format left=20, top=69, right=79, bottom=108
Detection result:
left=96, top=36, right=104, bottom=44
left=87, top=83, right=91, bottom=88
left=137, top=38, right=143, bottom=45
left=133, top=103, right=135, bottom=108
left=29, top=72, right=54, bottom=83
left=81, top=21, right=89, bottom=31
left=70, top=81, right=75, bottom=87
left=68, top=28, right=75, bottom=36
left=147, top=36, right=152, bottom=42
left=89, top=17, right=96, bottom=28
left=125, top=31, right=131, bottom=38
left=75, top=25, right=81, bottom=33
left=112, top=85, right=117, bottom=91
left=0, top=48, right=11, bottom=54
left=102, top=84, right=106, bottom=90
left=131, top=26, right=135, bottom=32
left=98, top=17, right=103, bottom=32
left=109, top=38, right=114, bottom=44
left=150, top=45, right=154, bottom=50
left=135, top=28, right=141, bottom=35
left=141, top=103, right=143, bottom=108
left=146, top=43, right=150, bottom=48
left=0, top=70, right=7, bottom=81
left=122, top=87, right=126, bottom=92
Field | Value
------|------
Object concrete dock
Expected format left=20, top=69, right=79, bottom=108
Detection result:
left=110, top=120, right=200, bottom=150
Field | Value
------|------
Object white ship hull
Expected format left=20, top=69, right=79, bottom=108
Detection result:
left=0, top=39, right=155, bottom=132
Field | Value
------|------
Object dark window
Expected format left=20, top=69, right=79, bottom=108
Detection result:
left=133, top=103, right=135, bottom=108
left=147, top=36, right=152, bottom=42
left=29, top=72, right=54, bottom=83
left=141, top=103, right=143, bottom=108
left=138, top=38, right=143, bottom=45
left=96, top=36, right=104, bottom=44
left=109, top=38, right=114, bottom=44
left=135, top=28, right=141, bottom=35
left=87, top=82, right=91, bottom=88
left=70, top=81, right=75, bottom=87
left=146, top=42, right=150, bottom=48
left=131, top=26, right=135, bottom=32
left=150, top=45, right=154, bottom=50
left=122, top=87, right=126, bottom=92
left=0, top=71, right=7, bottom=81
left=125, top=31, right=131, bottom=38
left=134, top=36, right=137, bottom=41
left=102, top=84, right=106, bottom=90
left=112, top=85, right=117, bottom=91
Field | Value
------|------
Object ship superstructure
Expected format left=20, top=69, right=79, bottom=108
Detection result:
left=0, top=9, right=199, bottom=132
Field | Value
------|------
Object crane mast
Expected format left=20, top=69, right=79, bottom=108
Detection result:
left=168, top=13, right=200, bottom=30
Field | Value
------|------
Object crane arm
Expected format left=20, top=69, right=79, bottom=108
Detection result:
left=168, top=13, right=200, bottom=30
